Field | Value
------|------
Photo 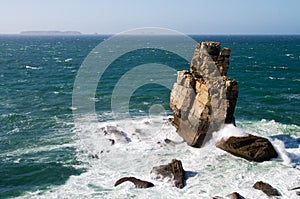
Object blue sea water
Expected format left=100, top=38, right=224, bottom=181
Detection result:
left=0, top=34, right=299, bottom=198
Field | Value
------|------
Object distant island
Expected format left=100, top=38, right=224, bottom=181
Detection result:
left=20, top=31, right=82, bottom=35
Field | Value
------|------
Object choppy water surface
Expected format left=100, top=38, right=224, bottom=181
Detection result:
left=0, top=35, right=299, bottom=198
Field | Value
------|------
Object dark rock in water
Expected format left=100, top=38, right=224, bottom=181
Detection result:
left=150, top=159, right=185, bottom=189
left=289, top=186, right=300, bottom=191
left=253, top=181, right=280, bottom=196
left=170, top=41, right=238, bottom=147
left=164, top=138, right=184, bottom=146
left=114, top=177, right=154, bottom=189
left=227, top=192, right=245, bottom=199
left=108, top=138, right=115, bottom=145
left=213, top=192, right=244, bottom=199
left=217, top=134, right=278, bottom=162
left=289, top=187, right=300, bottom=197
left=91, top=154, right=99, bottom=159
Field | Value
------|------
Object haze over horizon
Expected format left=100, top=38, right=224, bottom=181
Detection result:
left=1, top=0, right=300, bottom=35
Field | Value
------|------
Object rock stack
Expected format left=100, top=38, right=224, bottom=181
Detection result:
left=170, top=42, right=239, bottom=147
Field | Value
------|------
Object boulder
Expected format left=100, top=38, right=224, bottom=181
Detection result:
left=217, top=134, right=278, bottom=162
left=170, top=42, right=238, bottom=147
left=226, top=192, right=245, bottom=199
left=253, top=181, right=280, bottom=196
left=114, top=177, right=154, bottom=188
left=150, top=159, right=185, bottom=189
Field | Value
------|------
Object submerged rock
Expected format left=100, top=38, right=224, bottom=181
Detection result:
left=91, top=154, right=99, bottom=159
left=226, top=192, right=245, bottom=199
left=114, top=177, right=154, bottom=188
left=213, top=192, right=245, bottom=199
left=99, top=126, right=131, bottom=144
left=253, top=181, right=280, bottom=196
left=217, top=134, right=278, bottom=162
left=150, top=159, right=185, bottom=188
left=289, top=186, right=300, bottom=191
left=170, top=42, right=238, bottom=147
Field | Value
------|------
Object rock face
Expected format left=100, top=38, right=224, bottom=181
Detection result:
left=217, top=135, right=278, bottom=162
left=170, top=42, right=238, bottom=147
left=253, top=181, right=280, bottom=196
left=150, top=159, right=185, bottom=189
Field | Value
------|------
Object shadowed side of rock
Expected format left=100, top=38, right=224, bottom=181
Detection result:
left=150, top=159, right=185, bottom=189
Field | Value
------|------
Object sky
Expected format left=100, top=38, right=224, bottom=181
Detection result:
left=1, top=0, right=300, bottom=34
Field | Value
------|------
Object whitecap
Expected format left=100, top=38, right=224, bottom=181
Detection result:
left=88, top=97, right=99, bottom=102
left=64, top=58, right=73, bottom=62
left=13, top=158, right=21, bottom=164
left=25, top=65, right=42, bottom=70
left=277, top=77, right=286, bottom=80
left=281, top=94, right=300, bottom=100
left=70, top=106, right=78, bottom=111
left=214, top=124, right=248, bottom=142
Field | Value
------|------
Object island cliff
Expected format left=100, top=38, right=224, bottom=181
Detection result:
left=170, top=42, right=238, bottom=147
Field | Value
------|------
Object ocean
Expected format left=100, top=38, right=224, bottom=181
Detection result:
left=0, top=34, right=299, bottom=198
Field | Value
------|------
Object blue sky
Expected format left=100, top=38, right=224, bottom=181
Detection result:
left=1, top=0, right=300, bottom=34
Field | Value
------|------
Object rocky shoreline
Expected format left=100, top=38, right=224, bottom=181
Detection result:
left=97, top=41, right=297, bottom=198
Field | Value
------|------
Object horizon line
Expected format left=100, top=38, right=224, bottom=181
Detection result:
left=1, top=32, right=300, bottom=36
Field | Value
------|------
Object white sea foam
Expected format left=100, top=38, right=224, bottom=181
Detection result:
left=272, top=139, right=292, bottom=165
left=19, top=117, right=300, bottom=199
left=214, top=124, right=248, bottom=142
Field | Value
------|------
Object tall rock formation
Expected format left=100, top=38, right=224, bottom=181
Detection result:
left=170, top=42, right=239, bottom=147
